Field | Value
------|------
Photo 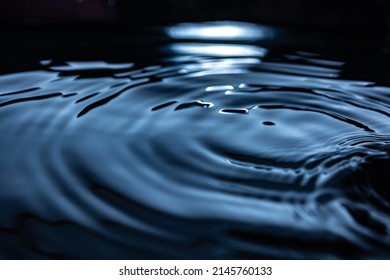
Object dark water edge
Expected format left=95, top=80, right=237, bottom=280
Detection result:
left=0, top=22, right=390, bottom=259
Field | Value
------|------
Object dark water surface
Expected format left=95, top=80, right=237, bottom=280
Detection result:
left=1, top=22, right=390, bottom=259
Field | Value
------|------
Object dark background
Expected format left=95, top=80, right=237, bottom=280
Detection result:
left=0, top=0, right=389, bottom=30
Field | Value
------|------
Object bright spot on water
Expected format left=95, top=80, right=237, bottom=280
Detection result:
left=206, top=85, right=234, bottom=92
left=167, top=21, right=271, bottom=41
left=170, top=43, right=267, bottom=57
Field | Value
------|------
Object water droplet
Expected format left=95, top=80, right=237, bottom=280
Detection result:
left=219, top=108, right=249, bottom=114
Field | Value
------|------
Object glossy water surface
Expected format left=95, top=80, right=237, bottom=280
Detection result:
left=1, top=22, right=390, bottom=259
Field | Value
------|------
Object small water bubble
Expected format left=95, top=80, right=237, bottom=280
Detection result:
left=219, top=108, right=249, bottom=114
left=262, top=121, right=275, bottom=126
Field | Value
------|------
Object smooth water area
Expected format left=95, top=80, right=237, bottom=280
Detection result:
left=0, top=22, right=390, bottom=259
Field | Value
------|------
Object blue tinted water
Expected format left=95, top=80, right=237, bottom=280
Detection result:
left=0, top=22, right=390, bottom=259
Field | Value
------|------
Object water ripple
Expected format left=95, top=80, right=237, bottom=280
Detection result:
left=0, top=22, right=390, bottom=259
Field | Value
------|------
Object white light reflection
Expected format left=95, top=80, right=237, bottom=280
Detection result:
left=205, top=85, right=234, bottom=92
left=170, top=43, right=267, bottom=57
left=167, top=21, right=271, bottom=41
left=179, top=58, right=261, bottom=76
